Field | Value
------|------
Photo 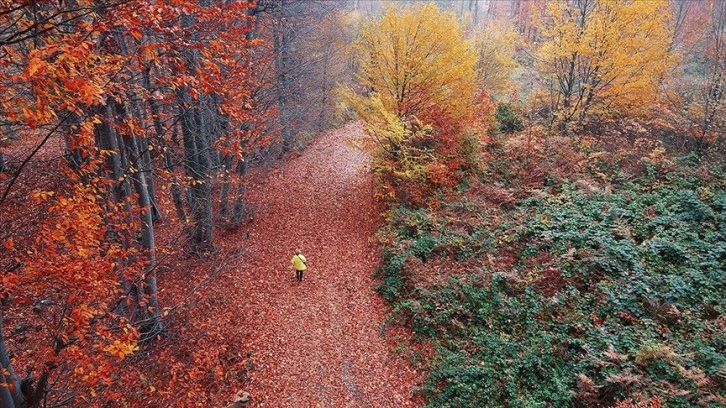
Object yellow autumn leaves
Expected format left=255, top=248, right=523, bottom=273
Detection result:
left=350, top=3, right=477, bottom=126
left=535, top=0, right=675, bottom=125
left=346, top=1, right=677, bottom=132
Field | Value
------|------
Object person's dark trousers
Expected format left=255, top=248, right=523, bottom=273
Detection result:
left=296, top=270, right=303, bottom=282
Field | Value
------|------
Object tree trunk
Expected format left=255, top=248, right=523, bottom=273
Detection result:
left=219, top=152, right=233, bottom=220
left=97, top=103, right=129, bottom=204
left=223, top=0, right=258, bottom=225
left=174, top=8, right=216, bottom=255
left=164, top=139, right=187, bottom=222
left=469, top=0, right=479, bottom=26
left=274, top=1, right=293, bottom=151
left=143, top=68, right=187, bottom=222
left=137, top=134, right=163, bottom=222
left=125, top=131, right=165, bottom=340
left=179, top=99, right=215, bottom=255
left=232, top=158, right=248, bottom=224
left=96, top=101, right=135, bottom=316
left=117, top=77, right=167, bottom=337
left=177, top=10, right=215, bottom=255
left=200, top=96, right=222, bottom=170
left=113, top=31, right=163, bottom=223
left=318, top=45, right=331, bottom=131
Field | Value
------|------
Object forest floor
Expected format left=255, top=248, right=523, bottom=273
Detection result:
left=202, top=122, right=422, bottom=407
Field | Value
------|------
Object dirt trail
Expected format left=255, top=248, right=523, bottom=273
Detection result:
left=235, top=122, right=419, bottom=407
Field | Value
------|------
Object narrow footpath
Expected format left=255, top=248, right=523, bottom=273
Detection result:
left=234, top=122, right=419, bottom=407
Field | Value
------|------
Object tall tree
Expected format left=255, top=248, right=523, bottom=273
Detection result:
left=474, top=20, right=521, bottom=98
left=349, top=3, right=477, bottom=127
left=345, top=3, right=480, bottom=205
left=534, top=0, right=676, bottom=131
left=0, top=0, right=259, bottom=405
left=255, top=0, right=350, bottom=153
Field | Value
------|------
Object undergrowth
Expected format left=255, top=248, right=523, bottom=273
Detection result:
left=377, top=156, right=726, bottom=407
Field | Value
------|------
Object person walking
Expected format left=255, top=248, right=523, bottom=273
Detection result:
left=291, top=249, right=307, bottom=282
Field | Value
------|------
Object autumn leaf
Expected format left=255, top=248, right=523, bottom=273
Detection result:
left=130, top=28, right=143, bottom=42
left=27, top=57, right=44, bottom=77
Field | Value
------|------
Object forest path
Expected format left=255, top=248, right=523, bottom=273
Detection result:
left=233, top=122, right=419, bottom=407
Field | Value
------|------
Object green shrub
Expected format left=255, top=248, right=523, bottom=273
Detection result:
left=495, top=103, right=524, bottom=134
left=378, top=166, right=726, bottom=407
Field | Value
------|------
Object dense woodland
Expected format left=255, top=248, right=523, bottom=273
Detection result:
left=1, top=0, right=725, bottom=407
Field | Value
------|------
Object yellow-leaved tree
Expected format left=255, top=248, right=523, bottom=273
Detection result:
left=475, top=20, right=522, bottom=98
left=349, top=3, right=477, bottom=127
left=535, top=0, right=677, bottom=129
left=344, top=3, right=479, bottom=205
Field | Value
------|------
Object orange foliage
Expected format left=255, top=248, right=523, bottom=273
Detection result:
left=4, top=176, right=141, bottom=400
left=495, top=128, right=583, bottom=193
left=1, top=0, right=260, bottom=405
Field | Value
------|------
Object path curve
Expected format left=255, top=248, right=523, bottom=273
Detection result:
left=236, top=122, right=419, bottom=407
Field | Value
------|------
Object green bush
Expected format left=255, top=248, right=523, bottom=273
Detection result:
left=378, top=166, right=726, bottom=407
left=495, top=103, right=524, bottom=134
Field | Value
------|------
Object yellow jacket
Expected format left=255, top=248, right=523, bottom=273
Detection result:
left=291, top=254, right=307, bottom=271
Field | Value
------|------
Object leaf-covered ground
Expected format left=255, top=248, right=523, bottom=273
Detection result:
left=213, top=122, right=421, bottom=407
left=0, top=123, right=422, bottom=406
